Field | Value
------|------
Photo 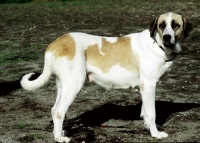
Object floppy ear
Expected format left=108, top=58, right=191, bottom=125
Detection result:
left=149, top=17, right=159, bottom=37
left=182, top=17, right=194, bottom=39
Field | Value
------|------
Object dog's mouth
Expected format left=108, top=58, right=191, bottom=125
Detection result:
left=163, top=42, right=175, bottom=49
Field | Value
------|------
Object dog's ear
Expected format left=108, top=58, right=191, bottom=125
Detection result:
left=182, top=17, right=194, bottom=39
left=149, top=17, right=159, bottom=37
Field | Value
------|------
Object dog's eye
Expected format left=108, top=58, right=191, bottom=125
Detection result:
left=172, top=21, right=180, bottom=29
left=159, top=22, right=166, bottom=29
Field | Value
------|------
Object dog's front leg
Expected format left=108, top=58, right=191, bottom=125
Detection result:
left=140, top=80, right=168, bottom=139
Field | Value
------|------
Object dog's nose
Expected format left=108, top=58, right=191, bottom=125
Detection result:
left=163, top=34, right=171, bottom=42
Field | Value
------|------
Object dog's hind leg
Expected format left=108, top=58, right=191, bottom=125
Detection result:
left=52, top=62, right=86, bottom=143
left=51, top=79, right=62, bottom=114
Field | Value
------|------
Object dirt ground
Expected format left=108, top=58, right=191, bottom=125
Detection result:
left=0, top=0, right=200, bottom=142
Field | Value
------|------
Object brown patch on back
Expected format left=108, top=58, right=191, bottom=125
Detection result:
left=85, top=37, right=138, bottom=73
left=46, top=34, right=76, bottom=60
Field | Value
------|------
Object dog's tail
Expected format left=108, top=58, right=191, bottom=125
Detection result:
left=21, top=52, right=52, bottom=91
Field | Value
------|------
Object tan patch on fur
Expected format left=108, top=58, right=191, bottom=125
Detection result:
left=171, top=13, right=184, bottom=39
left=140, top=82, right=144, bottom=91
left=157, top=13, right=169, bottom=38
left=46, top=34, right=76, bottom=60
left=85, top=37, right=138, bottom=73
left=56, top=112, right=61, bottom=119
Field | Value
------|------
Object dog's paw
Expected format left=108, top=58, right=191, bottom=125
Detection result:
left=54, top=136, right=71, bottom=143
left=151, top=131, right=168, bottom=139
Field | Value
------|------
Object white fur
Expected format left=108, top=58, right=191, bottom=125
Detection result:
left=87, top=63, right=140, bottom=89
left=21, top=52, right=52, bottom=91
left=21, top=13, right=186, bottom=142
left=163, top=12, right=176, bottom=44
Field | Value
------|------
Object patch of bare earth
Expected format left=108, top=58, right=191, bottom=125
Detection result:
left=0, top=1, right=200, bottom=142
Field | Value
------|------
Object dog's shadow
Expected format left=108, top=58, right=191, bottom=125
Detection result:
left=0, top=73, right=40, bottom=96
left=64, top=101, right=200, bottom=138
left=0, top=79, right=21, bottom=96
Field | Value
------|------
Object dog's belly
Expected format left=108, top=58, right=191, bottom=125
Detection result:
left=87, top=64, right=139, bottom=89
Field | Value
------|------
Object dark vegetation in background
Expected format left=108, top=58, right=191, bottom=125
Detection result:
left=0, top=0, right=116, bottom=4
left=0, top=0, right=124, bottom=4
left=0, top=0, right=32, bottom=3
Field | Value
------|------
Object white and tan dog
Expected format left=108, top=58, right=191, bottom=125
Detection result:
left=21, top=12, right=193, bottom=142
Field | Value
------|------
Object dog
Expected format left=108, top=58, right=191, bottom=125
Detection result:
left=21, top=12, right=193, bottom=142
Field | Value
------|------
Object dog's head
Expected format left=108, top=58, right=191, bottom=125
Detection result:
left=149, top=12, right=193, bottom=49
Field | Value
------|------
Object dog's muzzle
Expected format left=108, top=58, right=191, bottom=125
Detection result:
left=163, top=34, right=175, bottom=49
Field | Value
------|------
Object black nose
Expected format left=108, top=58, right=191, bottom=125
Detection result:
left=163, top=34, right=171, bottom=42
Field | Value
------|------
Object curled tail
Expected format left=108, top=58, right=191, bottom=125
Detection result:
left=21, top=52, right=52, bottom=91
